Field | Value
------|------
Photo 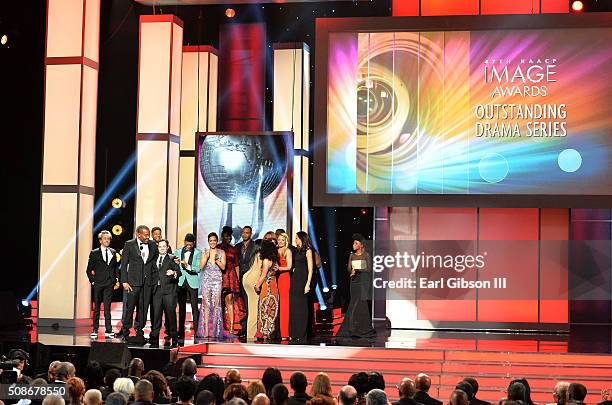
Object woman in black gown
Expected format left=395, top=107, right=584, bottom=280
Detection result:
left=336, top=233, right=376, bottom=338
left=289, top=231, right=314, bottom=342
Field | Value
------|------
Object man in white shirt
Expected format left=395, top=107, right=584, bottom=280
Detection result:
left=86, top=230, right=119, bottom=337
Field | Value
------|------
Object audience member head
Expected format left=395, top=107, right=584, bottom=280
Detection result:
left=567, top=383, right=587, bottom=403
left=223, top=383, right=249, bottom=403
left=104, top=369, right=122, bottom=392
left=113, top=378, right=135, bottom=400
left=134, top=379, right=154, bottom=402
left=84, top=389, right=102, bottom=405
left=197, top=373, right=225, bottom=405
left=455, top=381, right=474, bottom=402
left=262, top=368, right=283, bottom=397
left=510, top=379, right=533, bottom=405
left=307, top=396, right=335, bottom=405
left=174, top=376, right=197, bottom=403
left=450, top=390, right=469, bottom=405
left=462, top=378, right=480, bottom=396
left=196, top=390, right=216, bottom=405
left=105, top=392, right=128, bottom=405
left=553, top=382, right=570, bottom=405
left=338, top=385, right=358, bottom=405
left=247, top=380, right=266, bottom=401
left=67, top=377, right=86, bottom=405
left=290, top=372, right=308, bottom=395
left=42, top=395, right=65, bottom=405
left=311, top=373, right=333, bottom=398
left=227, top=399, right=248, bottom=405
left=253, top=393, right=271, bottom=405
left=182, top=358, right=198, bottom=379
left=55, top=362, right=72, bottom=382
left=142, top=370, right=170, bottom=401
left=508, top=382, right=526, bottom=402
left=368, top=372, right=385, bottom=391
left=272, top=383, right=289, bottom=405
left=348, top=372, right=370, bottom=398
left=415, top=374, right=432, bottom=393
left=366, top=389, right=388, bottom=405
left=225, top=369, right=242, bottom=386
left=398, top=378, right=416, bottom=400
left=128, top=358, right=145, bottom=378
left=48, top=361, right=61, bottom=383
left=84, top=361, right=104, bottom=390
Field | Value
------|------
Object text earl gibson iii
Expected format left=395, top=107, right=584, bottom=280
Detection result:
left=373, top=277, right=507, bottom=289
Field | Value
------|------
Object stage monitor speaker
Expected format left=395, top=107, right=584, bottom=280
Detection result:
left=88, top=342, right=132, bottom=370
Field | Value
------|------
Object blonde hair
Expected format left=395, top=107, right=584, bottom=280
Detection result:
left=277, top=233, right=290, bottom=252
left=311, top=373, right=333, bottom=397
left=113, top=378, right=135, bottom=399
left=247, top=380, right=266, bottom=401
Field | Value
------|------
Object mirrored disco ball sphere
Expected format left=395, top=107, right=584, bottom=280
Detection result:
left=200, top=135, right=286, bottom=204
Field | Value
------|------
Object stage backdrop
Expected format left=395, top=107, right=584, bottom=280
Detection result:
left=315, top=14, right=612, bottom=207
left=195, top=132, right=291, bottom=246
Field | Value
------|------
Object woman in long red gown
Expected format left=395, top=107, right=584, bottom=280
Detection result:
left=220, top=226, right=246, bottom=335
left=276, top=232, right=293, bottom=340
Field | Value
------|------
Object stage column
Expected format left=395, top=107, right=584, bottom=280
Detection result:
left=273, top=43, right=310, bottom=235
left=134, top=15, right=183, bottom=249
left=38, top=0, right=100, bottom=328
left=178, top=46, right=218, bottom=243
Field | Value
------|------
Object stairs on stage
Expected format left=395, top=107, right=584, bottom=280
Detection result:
left=181, top=342, right=612, bottom=404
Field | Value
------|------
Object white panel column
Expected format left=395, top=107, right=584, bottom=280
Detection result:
left=177, top=46, right=218, bottom=243
left=135, top=15, right=183, bottom=249
left=273, top=43, right=310, bottom=235
left=38, top=0, right=100, bottom=327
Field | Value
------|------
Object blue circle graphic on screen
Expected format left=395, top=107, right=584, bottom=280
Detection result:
left=558, top=148, right=582, bottom=173
left=478, top=153, right=509, bottom=183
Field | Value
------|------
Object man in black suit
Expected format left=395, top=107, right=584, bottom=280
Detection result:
left=120, top=225, right=158, bottom=341
left=87, top=230, right=119, bottom=337
left=234, top=225, right=257, bottom=334
left=149, top=239, right=181, bottom=348
left=393, top=378, right=424, bottom=405
left=414, top=374, right=442, bottom=405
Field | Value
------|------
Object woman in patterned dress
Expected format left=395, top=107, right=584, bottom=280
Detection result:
left=198, top=232, right=226, bottom=339
left=219, top=226, right=246, bottom=335
left=254, top=239, right=280, bottom=340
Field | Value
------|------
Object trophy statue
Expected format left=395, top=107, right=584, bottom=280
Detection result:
left=199, top=135, right=287, bottom=241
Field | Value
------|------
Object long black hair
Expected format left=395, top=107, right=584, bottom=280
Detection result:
left=296, top=231, right=313, bottom=254
left=260, top=239, right=279, bottom=263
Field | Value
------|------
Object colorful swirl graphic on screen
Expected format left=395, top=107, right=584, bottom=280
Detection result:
left=326, top=28, right=612, bottom=195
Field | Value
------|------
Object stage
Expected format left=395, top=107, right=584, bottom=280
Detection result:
left=4, top=300, right=612, bottom=405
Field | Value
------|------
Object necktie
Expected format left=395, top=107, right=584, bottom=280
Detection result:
left=158, top=256, right=163, bottom=269
left=103, top=249, right=108, bottom=265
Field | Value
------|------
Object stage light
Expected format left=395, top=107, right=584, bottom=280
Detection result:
left=21, top=299, right=29, bottom=307
left=112, top=224, right=123, bottom=236
left=19, top=299, right=31, bottom=318
left=111, top=198, right=123, bottom=209
left=1, top=35, right=7, bottom=46
left=225, top=8, right=236, bottom=18
left=571, top=1, right=584, bottom=12
left=331, top=284, right=337, bottom=290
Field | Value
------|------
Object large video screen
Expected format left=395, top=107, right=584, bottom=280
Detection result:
left=314, top=14, right=612, bottom=207
left=196, top=132, right=291, bottom=246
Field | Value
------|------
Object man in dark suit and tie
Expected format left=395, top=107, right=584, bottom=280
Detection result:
left=149, top=239, right=182, bottom=348
left=86, top=230, right=119, bottom=337
left=120, top=225, right=158, bottom=342
left=234, top=225, right=257, bottom=335
left=414, top=374, right=442, bottom=405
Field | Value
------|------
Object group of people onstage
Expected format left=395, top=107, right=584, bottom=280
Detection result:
left=86, top=224, right=323, bottom=347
